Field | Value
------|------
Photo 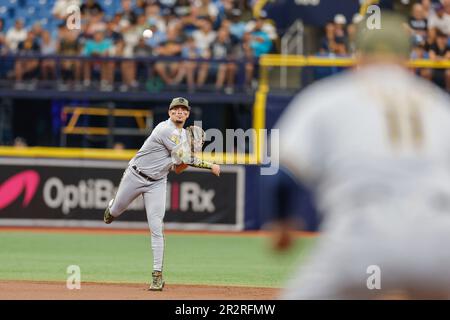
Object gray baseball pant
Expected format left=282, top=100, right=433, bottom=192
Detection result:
left=108, top=165, right=167, bottom=272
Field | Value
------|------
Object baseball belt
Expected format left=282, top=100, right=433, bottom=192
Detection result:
left=131, top=165, right=157, bottom=182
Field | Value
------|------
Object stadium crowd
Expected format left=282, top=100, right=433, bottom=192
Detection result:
left=0, top=0, right=277, bottom=92
left=318, top=0, right=449, bottom=90
left=0, top=0, right=448, bottom=92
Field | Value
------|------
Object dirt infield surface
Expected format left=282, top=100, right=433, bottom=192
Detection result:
left=0, top=281, right=279, bottom=300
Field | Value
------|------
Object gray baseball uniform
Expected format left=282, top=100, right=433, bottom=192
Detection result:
left=277, top=65, right=450, bottom=299
left=108, top=118, right=186, bottom=272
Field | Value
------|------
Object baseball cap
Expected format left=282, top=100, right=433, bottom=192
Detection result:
left=169, top=97, right=190, bottom=111
left=334, top=14, right=347, bottom=25
left=355, top=12, right=411, bottom=58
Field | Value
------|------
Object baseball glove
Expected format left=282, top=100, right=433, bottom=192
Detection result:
left=186, top=125, right=205, bottom=154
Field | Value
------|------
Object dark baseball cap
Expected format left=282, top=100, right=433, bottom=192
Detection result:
left=169, top=97, right=190, bottom=111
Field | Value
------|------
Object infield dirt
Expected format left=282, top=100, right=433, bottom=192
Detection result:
left=0, top=280, right=279, bottom=300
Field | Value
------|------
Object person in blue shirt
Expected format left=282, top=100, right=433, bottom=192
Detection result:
left=82, top=31, right=113, bottom=89
left=248, top=17, right=272, bottom=58
left=144, top=20, right=167, bottom=49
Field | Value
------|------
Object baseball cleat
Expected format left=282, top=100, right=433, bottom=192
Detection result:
left=149, top=270, right=165, bottom=291
left=103, top=200, right=115, bottom=224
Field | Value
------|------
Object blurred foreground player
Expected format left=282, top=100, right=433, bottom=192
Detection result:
left=275, top=13, right=450, bottom=299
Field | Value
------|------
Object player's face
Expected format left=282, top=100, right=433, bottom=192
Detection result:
left=169, top=106, right=190, bottom=125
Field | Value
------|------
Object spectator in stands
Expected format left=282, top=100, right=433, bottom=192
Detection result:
left=159, top=0, right=177, bottom=9
left=40, top=30, right=57, bottom=81
left=175, top=1, right=197, bottom=36
left=444, top=0, right=450, bottom=14
left=220, top=18, right=238, bottom=44
left=192, top=0, right=219, bottom=24
left=52, top=0, right=81, bottom=20
left=135, top=0, right=148, bottom=14
left=113, top=142, right=125, bottom=150
left=135, top=36, right=154, bottom=57
left=408, top=3, right=428, bottom=41
left=173, top=0, right=191, bottom=20
left=134, top=36, right=154, bottom=84
left=429, top=30, right=450, bottom=91
left=76, top=19, right=92, bottom=47
left=333, top=14, right=348, bottom=43
left=107, top=38, right=131, bottom=91
left=192, top=17, right=216, bottom=86
left=154, top=27, right=182, bottom=85
left=6, top=19, right=27, bottom=54
left=210, top=28, right=235, bottom=92
left=428, top=2, right=450, bottom=43
left=320, top=22, right=335, bottom=54
left=80, top=0, right=104, bottom=19
left=57, top=24, right=82, bottom=88
left=333, top=35, right=348, bottom=56
left=220, top=0, right=240, bottom=22
left=410, top=39, right=432, bottom=81
left=421, top=0, right=432, bottom=18
left=136, top=13, right=150, bottom=35
left=429, top=29, right=450, bottom=59
left=245, top=12, right=277, bottom=52
left=174, top=36, right=201, bottom=91
left=15, top=31, right=40, bottom=87
left=118, top=0, right=138, bottom=26
left=85, top=10, right=107, bottom=36
left=0, top=18, right=5, bottom=54
left=30, top=22, right=44, bottom=45
left=411, top=40, right=430, bottom=60
left=239, top=0, right=254, bottom=21
left=121, top=19, right=142, bottom=89
left=227, top=9, right=247, bottom=41
left=347, top=14, right=363, bottom=55
left=145, top=3, right=167, bottom=33
left=82, top=30, right=113, bottom=90
left=144, top=20, right=166, bottom=49
left=161, top=7, right=179, bottom=32
left=105, top=19, right=123, bottom=43
left=232, top=31, right=255, bottom=89
left=13, top=137, right=27, bottom=148
left=248, top=17, right=272, bottom=58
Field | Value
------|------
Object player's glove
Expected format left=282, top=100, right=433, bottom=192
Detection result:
left=171, top=125, right=215, bottom=172
left=186, top=125, right=205, bottom=155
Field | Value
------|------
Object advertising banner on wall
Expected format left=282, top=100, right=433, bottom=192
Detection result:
left=0, top=158, right=245, bottom=231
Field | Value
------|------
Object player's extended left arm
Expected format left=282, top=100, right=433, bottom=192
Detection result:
left=188, top=155, right=221, bottom=176
left=171, top=147, right=220, bottom=176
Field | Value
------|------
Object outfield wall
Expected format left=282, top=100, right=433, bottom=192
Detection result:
left=0, top=93, right=322, bottom=231
left=0, top=157, right=245, bottom=231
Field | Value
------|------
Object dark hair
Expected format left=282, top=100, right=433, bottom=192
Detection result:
left=199, top=16, right=212, bottom=24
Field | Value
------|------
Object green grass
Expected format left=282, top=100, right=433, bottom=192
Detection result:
left=0, top=232, right=316, bottom=287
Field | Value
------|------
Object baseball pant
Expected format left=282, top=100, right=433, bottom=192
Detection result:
left=108, top=165, right=167, bottom=272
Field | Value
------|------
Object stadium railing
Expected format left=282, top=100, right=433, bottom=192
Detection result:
left=0, top=55, right=448, bottom=166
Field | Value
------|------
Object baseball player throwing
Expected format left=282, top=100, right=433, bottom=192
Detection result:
left=103, top=97, right=220, bottom=291
left=275, top=13, right=450, bottom=299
